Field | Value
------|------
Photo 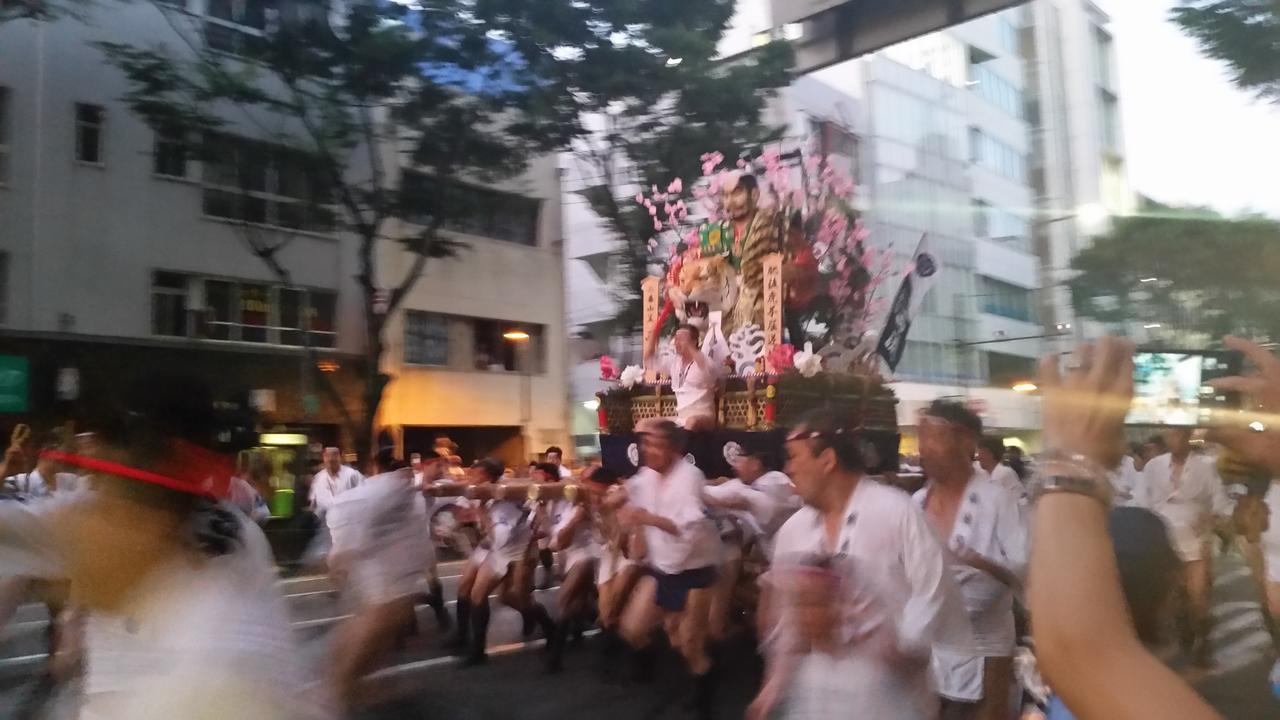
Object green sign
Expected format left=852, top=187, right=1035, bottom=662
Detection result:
left=0, top=356, right=28, bottom=413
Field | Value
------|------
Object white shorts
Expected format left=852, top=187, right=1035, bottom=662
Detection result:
left=470, top=544, right=527, bottom=580
left=349, top=539, right=429, bottom=607
left=561, top=546, right=597, bottom=576
left=597, top=550, right=633, bottom=586
left=930, top=647, right=986, bottom=703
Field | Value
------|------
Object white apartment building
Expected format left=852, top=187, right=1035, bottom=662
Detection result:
left=0, top=3, right=569, bottom=465
left=1023, top=0, right=1134, bottom=336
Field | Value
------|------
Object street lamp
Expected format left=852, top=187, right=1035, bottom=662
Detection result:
left=504, top=329, right=533, bottom=459
left=1012, top=381, right=1038, bottom=394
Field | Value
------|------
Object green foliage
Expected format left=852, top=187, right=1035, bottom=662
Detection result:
left=0, top=0, right=91, bottom=23
left=1172, top=1, right=1280, bottom=102
left=1069, top=206, right=1280, bottom=344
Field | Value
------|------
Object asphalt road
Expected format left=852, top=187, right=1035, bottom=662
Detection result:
left=2, top=552, right=1278, bottom=719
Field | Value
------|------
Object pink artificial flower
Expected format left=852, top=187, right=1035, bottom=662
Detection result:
left=600, top=355, right=619, bottom=381
left=648, top=204, right=658, bottom=216
left=768, top=343, right=797, bottom=372
left=668, top=178, right=683, bottom=194
left=635, top=193, right=644, bottom=204
left=654, top=218, right=663, bottom=231
left=663, top=203, right=675, bottom=217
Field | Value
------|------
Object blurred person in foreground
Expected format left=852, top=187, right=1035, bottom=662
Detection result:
left=917, top=401, right=1027, bottom=720
left=0, top=377, right=316, bottom=719
left=1134, top=426, right=1232, bottom=665
left=748, top=409, right=970, bottom=720
left=323, top=447, right=432, bottom=713
left=1028, top=336, right=1225, bottom=719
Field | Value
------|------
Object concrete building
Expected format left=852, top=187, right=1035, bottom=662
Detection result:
left=1022, top=0, right=1134, bottom=336
left=797, top=9, right=1046, bottom=451
left=0, top=2, right=568, bottom=468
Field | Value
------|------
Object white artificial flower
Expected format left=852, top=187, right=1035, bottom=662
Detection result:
left=794, top=342, right=823, bottom=378
left=619, top=365, right=645, bottom=389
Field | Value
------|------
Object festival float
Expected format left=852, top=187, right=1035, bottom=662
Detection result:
left=595, top=144, right=910, bottom=479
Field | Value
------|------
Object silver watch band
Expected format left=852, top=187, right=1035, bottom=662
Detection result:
left=1031, top=473, right=1113, bottom=507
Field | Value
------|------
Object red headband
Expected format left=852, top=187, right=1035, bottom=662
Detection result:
left=40, top=446, right=230, bottom=500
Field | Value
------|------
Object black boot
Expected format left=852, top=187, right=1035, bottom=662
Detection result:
left=538, top=549, right=555, bottom=589
left=545, top=620, right=571, bottom=674
left=598, top=628, right=624, bottom=683
left=628, top=642, right=657, bottom=684
left=465, top=601, right=490, bottom=666
left=690, top=669, right=716, bottom=720
left=450, top=597, right=471, bottom=653
left=526, top=602, right=555, bottom=642
left=428, top=580, right=452, bottom=632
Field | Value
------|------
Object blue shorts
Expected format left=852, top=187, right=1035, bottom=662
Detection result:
left=647, top=565, right=717, bottom=612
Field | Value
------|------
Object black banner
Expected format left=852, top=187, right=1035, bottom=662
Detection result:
left=876, top=274, right=913, bottom=371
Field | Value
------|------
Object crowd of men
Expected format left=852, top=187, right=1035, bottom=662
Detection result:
left=0, top=337, right=1278, bottom=719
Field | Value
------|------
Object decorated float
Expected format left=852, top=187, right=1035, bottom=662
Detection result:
left=595, top=143, right=909, bottom=479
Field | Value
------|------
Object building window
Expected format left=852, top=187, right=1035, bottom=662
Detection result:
left=969, top=63, right=1023, bottom=119
left=1093, top=26, right=1114, bottom=90
left=151, top=271, right=189, bottom=337
left=0, top=87, right=9, bottom=185
left=999, top=16, right=1020, bottom=56
left=175, top=276, right=334, bottom=346
left=1098, top=89, right=1120, bottom=154
left=810, top=118, right=861, bottom=183
left=204, top=0, right=269, bottom=56
left=75, top=103, right=104, bottom=165
left=978, top=276, right=1036, bottom=323
left=969, top=127, right=1026, bottom=183
left=473, top=319, right=544, bottom=372
left=402, top=173, right=541, bottom=246
left=153, top=126, right=188, bottom=178
left=986, top=351, right=1037, bottom=388
left=972, top=200, right=990, bottom=238
left=202, top=133, right=336, bottom=232
left=405, top=311, right=450, bottom=366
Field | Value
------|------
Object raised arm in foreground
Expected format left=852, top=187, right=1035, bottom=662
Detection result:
left=1030, top=337, right=1221, bottom=720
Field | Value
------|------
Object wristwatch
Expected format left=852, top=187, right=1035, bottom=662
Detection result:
left=1031, top=473, right=1114, bottom=507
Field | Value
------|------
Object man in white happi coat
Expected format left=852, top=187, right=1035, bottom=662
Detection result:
left=0, top=427, right=319, bottom=719
left=617, top=420, right=724, bottom=717
left=749, top=410, right=971, bottom=720
left=310, top=446, right=363, bottom=518
left=324, top=448, right=432, bottom=712
left=917, top=402, right=1027, bottom=720
left=1133, top=427, right=1232, bottom=665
